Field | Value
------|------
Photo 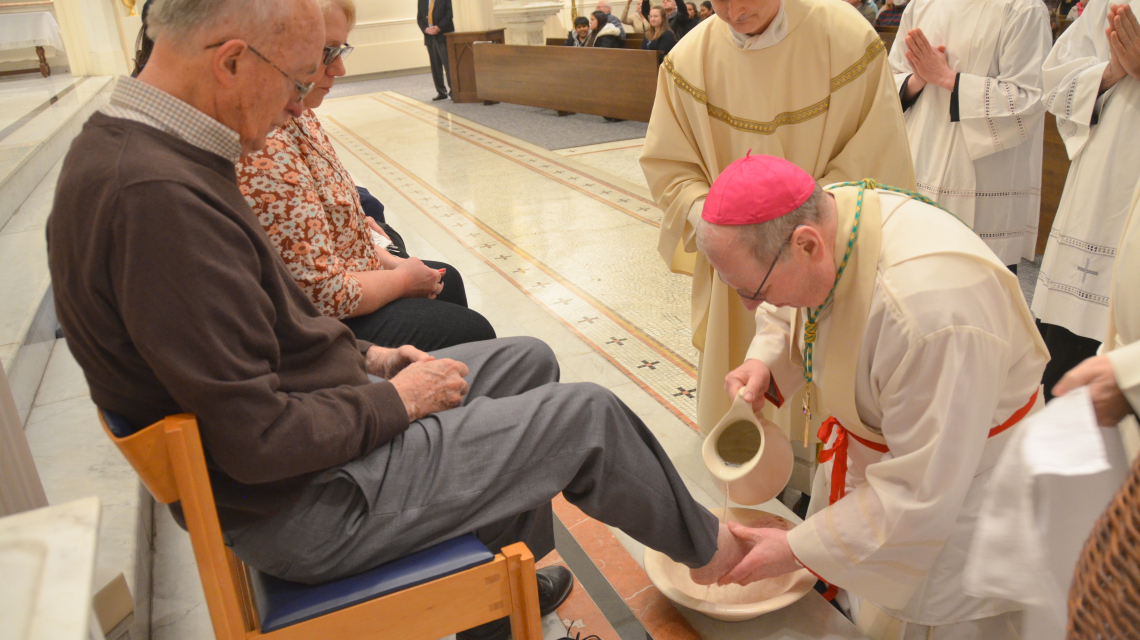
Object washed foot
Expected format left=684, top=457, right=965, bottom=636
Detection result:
left=689, top=522, right=751, bottom=586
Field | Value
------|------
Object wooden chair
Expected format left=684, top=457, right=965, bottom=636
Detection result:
left=99, top=411, right=543, bottom=640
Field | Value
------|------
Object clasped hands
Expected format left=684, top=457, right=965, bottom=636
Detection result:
left=1103, top=4, right=1140, bottom=91
left=904, top=28, right=956, bottom=94
left=365, top=345, right=469, bottom=421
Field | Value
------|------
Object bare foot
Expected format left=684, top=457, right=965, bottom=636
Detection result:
left=689, top=523, right=750, bottom=585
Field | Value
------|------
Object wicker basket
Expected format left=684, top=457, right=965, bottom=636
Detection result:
left=1067, top=452, right=1140, bottom=639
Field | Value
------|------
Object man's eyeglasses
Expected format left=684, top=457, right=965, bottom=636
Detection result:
left=323, top=43, right=354, bottom=65
left=206, top=41, right=315, bottom=102
left=734, top=231, right=796, bottom=302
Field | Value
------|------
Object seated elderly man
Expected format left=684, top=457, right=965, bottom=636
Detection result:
left=46, top=0, right=761, bottom=637
left=696, top=154, right=1048, bottom=639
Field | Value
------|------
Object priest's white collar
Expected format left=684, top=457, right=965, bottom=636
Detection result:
left=728, top=0, right=787, bottom=51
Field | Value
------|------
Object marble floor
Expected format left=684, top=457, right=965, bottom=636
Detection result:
left=146, top=89, right=858, bottom=639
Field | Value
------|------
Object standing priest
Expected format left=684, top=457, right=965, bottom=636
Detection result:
left=640, top=0, right=915, bottom=435
left=697, top=154, right=1048, bottom=639
left=1034, top=1, right=1140, bottom=398
left=888, top=0, right=1053, bottom=270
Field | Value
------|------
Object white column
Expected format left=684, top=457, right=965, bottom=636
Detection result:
left=54, top=0, right=131, bottom=76
left=493, top=0, right=564, bottom=45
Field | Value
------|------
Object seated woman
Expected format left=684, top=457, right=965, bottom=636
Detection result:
left=587, top=10, right=623, bottom=47
left=642, top=6, right=677, bottom=64
left=236, top=0, right=495, bottom=352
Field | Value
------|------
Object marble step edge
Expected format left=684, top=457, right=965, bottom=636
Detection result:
left=0, top=75, right=113, bottom=230
left=3, top=281, right=55, bottom=426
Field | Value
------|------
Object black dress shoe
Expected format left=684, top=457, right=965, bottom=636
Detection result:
left=456, top=565, right=574, bottom=640
left=432, top=93, right=450, bottom=101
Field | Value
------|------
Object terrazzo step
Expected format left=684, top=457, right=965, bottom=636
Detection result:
left=25, top=339, right=154, bottom=640
left=0, top=156, right=64, bottom=425
left=0, top=74, right=112, bottom=231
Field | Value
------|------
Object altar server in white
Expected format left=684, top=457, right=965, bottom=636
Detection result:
left=697, top=154, right=1048, bottom=640
left=1034, top=1, right=1140, bottom=397
left=888, top=0, right=1052, bottom=268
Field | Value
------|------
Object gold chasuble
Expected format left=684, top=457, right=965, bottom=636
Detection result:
left=641, top=0, right=916, bottom=435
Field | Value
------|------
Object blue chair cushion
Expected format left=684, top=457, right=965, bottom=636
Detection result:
left=251, top=534, right=495, bottom=632
left=101, top=409, right=140, bottom=437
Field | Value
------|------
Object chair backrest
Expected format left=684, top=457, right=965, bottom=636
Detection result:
left=99, top=411, right=179, bottom=504
left=100, top=410, right=259, bottom=640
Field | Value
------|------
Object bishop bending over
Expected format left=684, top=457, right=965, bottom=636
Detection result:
left=889, top=0, right=1053, bottom=269
left=641, top=0, right=914, bottom=436
left=697, top=154, right=1048, bottom=640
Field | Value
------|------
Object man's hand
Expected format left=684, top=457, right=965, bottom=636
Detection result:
left=1054, top=355, right=1134, bottom=426
left=365, top=345, right=434, bottom=379
left=716, top=523, right=800, bottom=586
left=425, top=25, right=441, bottom=35
left=394, top=257, right=444, bottom=299
left=905, top=29, right=956, bottom=91
left=725, top=359, right=773, bottom=413
left=1109, top=4, right=1140, bottom=81
left=390, top=358, right=470, bottom=421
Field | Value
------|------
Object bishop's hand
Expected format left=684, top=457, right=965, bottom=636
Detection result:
left=716, top=522, right=800, bottom=587
left=905, top=29, right=955, bottom=92
left=726, top=358, right=772, bottom=414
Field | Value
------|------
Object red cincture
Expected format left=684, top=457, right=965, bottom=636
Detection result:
left=817, top=389, right=1039, bottom=506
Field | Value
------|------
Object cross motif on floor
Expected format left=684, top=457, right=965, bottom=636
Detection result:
left=1077, top=256, right=1100, bottom=283
left=673, top=388, right=696, bottom=398
left=638, top=360, right=660, bottom=370
left=554, top=298, right=572, bottom=305
left=467, top=232, right=480, bottom=238
left=533, top=282, right=550, bottom=288
left=514, top=268, right=529, bottom=274
left=638, top=207, right=650, bottom=212
left=579, top=316, right=598, bottom=324
left=606, top=337, right=627, bottom=346
left=495, top=254, right=510, bottom=260
left=481, top=243, right=496, bottom=249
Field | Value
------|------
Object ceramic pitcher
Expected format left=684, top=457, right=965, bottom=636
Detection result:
left=702, top=389, right=794, bottom=505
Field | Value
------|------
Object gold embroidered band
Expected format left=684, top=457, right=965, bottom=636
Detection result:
left=663, top=39, right=886, bottom=135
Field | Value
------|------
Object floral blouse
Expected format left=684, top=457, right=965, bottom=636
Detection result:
left=236, top=110, right=381, bottom=319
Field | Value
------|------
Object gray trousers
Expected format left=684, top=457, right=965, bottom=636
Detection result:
left=426, top=35, right=449, bottom=96
left=229, top=337, right=719, bottom=585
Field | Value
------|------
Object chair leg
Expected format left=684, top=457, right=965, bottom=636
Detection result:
left=502, top=543, right=543, bottom=640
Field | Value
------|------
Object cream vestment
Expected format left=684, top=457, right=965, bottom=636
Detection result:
left=889, top=0, right=1052, bottom=266
left=1032, top=0, right=1140, bottom=341
left=748, top=186, right=1048, bottom=636
left=640, top=0, right=915, bottom=434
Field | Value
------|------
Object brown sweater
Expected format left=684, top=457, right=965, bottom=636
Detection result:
left=47, top=113, right=410, bottom=528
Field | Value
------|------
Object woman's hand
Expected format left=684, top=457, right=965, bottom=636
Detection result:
left=393, top=257, right=444, bottom=299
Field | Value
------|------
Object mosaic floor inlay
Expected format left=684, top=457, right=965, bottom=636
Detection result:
left=319, top=92, right=701, bottom=428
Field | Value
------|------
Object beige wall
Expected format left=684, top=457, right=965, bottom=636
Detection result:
left=343, top=0, right=430, bottom=77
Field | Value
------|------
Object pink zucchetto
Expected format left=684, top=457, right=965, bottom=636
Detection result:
left=702, top=152, right=816, bottom=226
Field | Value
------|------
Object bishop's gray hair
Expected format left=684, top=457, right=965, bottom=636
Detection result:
left=698, top=184, right=827, bottom=266
left=146, top=0, right=288, bottom=46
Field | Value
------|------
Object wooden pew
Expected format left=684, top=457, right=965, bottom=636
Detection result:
left=546, top=36, right=645, bottom=49
left=474, top=43, right=658, bottom=122
left=876, top=26, right=898, bottom=51
left=1038, top=112, right=1071, bottom=256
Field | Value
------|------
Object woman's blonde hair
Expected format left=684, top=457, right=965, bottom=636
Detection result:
left=319, top=0, right=357, bottom=30
left=645, top=6, right=672, bottom=41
